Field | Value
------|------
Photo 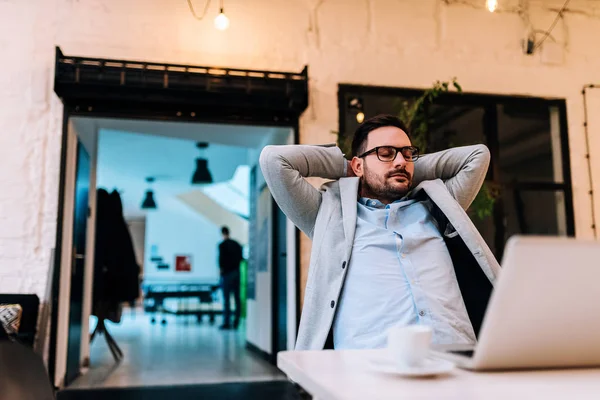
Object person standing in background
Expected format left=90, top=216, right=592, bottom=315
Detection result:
left=218, top=226, right=243, bottom=330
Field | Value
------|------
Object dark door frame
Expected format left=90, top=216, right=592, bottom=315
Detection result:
left=49, top=48, right=307, bottom=387
left=64, top=142, right=90, bottom=386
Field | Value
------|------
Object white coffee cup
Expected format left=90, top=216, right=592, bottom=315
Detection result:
left=387, top=325, right=432, bottom=368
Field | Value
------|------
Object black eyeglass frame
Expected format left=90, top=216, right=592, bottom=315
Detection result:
left=357, top=145, right=420, bottom=162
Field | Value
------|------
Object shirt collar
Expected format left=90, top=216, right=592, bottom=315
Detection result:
left=359, top=197, right=410, bottom=209
left=359, top=187, right=423, bottom=208
left=359, top=198, right=384, bottom=208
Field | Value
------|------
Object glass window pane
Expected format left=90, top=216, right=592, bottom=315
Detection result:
left=427, top=105, right=487, bottom=153
left=497, top=103, right=563, bottom=183
left=505, top=189, right=567, bottom=237
left=471, top=189, right=568, bottom=258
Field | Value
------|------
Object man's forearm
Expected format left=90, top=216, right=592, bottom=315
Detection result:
left=412, top=145, right=490, bottom=187
left=260, top=144, right=346, bottom=180
left=259, top=144, right=346, bottom=237
left=411, top=144, right=490, bottom=210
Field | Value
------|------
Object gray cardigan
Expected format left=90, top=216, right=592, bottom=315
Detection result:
left=259, top=144, right=501, bottom=350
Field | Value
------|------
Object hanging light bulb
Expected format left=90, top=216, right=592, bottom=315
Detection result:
left=214, top=0, right=230, bottom=31
left=141, top=177, right=158, bottom=210
left=191, top=142, right=213, bottom=184
left=214, top=9, right=229, bottom=30
left=356, top=112, right=365, bottom=124
left=486, top=0, right=498, bottom=12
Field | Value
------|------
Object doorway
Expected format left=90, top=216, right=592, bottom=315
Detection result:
left=60, top=121, right=294, bottom=389
left=49, top=48, right=307, bottom=389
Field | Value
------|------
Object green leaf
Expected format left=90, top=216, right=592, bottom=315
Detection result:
left=453, top=81, right=463, bottom=92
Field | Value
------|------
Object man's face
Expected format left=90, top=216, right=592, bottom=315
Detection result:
left=351, top=126, right=414, bottom=203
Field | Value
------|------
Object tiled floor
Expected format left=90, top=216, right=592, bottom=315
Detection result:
left=69, top=309, right=285, bottom=389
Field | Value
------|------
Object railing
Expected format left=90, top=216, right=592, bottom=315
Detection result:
left=54, top=47, right=309, bottom=111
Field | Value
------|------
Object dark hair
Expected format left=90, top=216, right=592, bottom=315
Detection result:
left=221, top=226, right=230, bottom=236
left=351, top=114, right=410, bottom=157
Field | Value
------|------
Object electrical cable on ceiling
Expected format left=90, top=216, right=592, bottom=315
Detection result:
left=533, top=0, right=571, bottom=50
left=187, top=0, right=212, bottom=20
left=442, top=0, right=599, bottom=19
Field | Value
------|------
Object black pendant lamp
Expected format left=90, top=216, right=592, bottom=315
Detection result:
left=141, top=177, right=158, bottom=209
left=191, top=142, right=213, bottom=184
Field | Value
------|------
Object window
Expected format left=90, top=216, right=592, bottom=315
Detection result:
left=339, top=85, right=574, bottom=259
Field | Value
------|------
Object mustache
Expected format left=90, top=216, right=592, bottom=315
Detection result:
left=386, top=169, right=412, bottom=180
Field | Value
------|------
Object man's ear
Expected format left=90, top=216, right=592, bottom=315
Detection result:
left=350, top=157, right=364, bottom=177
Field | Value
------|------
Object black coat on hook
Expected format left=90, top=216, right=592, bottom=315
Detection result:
left=92, top=189, right=140, bottom=316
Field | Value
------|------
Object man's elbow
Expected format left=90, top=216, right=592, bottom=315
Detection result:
left=259, top=145, right=275, bottom=170
left=472, top=144, right=491, bottom=169
left=259, top=145, right=280, bottom=180
left=476, top=144, right=490, bottom=159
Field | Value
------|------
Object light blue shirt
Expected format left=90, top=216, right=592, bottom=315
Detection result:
left=332, top=196, right=476, bottom=349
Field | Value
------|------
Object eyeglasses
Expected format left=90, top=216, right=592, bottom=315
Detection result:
left=357, top=146, right=420, bottom=162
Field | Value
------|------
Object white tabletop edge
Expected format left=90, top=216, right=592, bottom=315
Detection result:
left=278, top=351, right=342, bottom=400
left=277, top=349, right=600, bottom=400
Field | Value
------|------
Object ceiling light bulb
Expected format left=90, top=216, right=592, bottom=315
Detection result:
left=356, top=112, right=365, bottom=124
left=214, top=8, right=230, bottom=30
left=486, top=0, right=497, bottom=12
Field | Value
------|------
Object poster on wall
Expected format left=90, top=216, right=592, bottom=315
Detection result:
left=175, top=255, right=192, bottom=272
left=247, top=166, right=258, bottom=300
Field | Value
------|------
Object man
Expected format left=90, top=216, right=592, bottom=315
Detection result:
left=218, top=226, right=243, bottom=330
left=259, top=114, right=500, bottom=350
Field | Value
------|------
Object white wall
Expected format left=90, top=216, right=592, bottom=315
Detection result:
left=127, top=219, right=146, bottom=269
left=127, top=218, right=146, bottom=303
left=2, top=0, right=600, bottom=316
left=177, top=190, right=250, bottom=245
left=143, top=199, right=222, bottom=283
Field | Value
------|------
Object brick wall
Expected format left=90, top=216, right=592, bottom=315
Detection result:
left=1, top=0, right=600, bottom=297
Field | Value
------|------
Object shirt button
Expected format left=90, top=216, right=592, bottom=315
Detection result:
left=330, top=300, right=335, bottom=308
left=419, top=310, right=426, bottom=317
left=342, top=261, right=346, bottom=269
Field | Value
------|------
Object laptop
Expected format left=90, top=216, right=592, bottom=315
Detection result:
left=431, top=235, right=600, bottom=370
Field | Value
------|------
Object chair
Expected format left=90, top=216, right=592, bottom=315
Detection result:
left=0, top=294, right=40, bottom=348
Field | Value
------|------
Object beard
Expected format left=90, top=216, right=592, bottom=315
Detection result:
left=360, top=163, right=413, bottom=203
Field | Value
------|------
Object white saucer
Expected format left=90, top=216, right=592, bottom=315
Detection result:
left=368, top=355, right=455, bottom=377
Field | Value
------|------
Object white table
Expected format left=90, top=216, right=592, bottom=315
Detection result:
left=277, top=349, right=600, bottom=400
